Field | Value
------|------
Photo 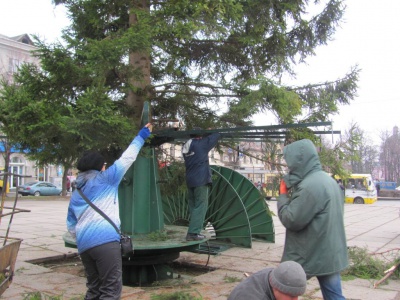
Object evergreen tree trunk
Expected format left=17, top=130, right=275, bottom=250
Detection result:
left=127, top=0, right=151, bottom=127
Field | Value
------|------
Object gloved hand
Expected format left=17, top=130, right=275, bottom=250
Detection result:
left=279, top=179, right=288, bottom=195
left=138, top=123, right=152, bottom=140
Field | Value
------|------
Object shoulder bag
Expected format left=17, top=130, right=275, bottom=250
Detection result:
left=77, top=188, right=134, bottom=257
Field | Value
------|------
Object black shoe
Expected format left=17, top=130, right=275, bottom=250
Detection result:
left=186, top=233, right=206, bottom=241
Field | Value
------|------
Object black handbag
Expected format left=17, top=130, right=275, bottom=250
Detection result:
left=77, top=188, right=134, bottom=257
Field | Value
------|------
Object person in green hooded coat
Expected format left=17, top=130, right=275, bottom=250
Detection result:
left=277, top=139, right=348, bottom=300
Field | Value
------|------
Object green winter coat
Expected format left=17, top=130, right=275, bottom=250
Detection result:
left=277, top=139, right=348, bottom=277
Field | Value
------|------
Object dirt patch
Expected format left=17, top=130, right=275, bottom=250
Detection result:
left=37, top=255, right=85, bottom=277
left=33, top=254, right=213, bottom=280
left=168, top=261, right=216, bottom=277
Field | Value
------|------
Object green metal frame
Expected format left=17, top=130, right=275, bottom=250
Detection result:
left=210, top=166, right=274, bottom=243
left=162, top=165, right=275, bottom=248
left=150, top=121, right=340, bottom=146
left=118, top=148, right=164, bottom=235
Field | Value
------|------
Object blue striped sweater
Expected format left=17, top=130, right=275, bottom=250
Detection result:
left=66, top=135, right=145, bottom=254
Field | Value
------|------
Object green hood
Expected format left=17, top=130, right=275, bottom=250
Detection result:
left=283, top=139, right=322, bottom=188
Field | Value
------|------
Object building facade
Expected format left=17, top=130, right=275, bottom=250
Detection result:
left=157, top=139, right=282, bottom=187
left=0, top=34, right=60, bottom=189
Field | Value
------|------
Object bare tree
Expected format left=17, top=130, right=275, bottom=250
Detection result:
left=359, top=141, right=379, bottom=175
left=379, top=126, right=400, bottom=183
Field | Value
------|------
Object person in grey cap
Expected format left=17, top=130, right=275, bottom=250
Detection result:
left=228, top=261, right=307, bottom=300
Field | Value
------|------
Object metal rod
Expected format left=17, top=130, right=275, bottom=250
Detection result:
left=0, top=172, right=31, bottom=246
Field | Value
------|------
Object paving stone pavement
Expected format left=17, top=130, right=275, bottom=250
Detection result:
left=1, top=197, right=400, bottom=299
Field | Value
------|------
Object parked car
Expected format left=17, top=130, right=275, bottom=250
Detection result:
left=18, top=181, right=62, bottom=196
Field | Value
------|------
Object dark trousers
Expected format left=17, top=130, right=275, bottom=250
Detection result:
left=80, top=241, right=122, bottom=300
left=187, top=185, right=209, bottom=234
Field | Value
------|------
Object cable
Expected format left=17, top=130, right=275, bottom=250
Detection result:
left=152, top=264, right=158, bottom=282
left=204, top=241, right=211, bottom=267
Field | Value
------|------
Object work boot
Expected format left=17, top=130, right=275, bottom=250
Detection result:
left=186, top=233, right=206, bottom=241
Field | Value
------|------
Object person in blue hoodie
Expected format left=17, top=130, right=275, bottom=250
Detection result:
left=66, top=123, right=152, bottom=300
left=182, top=128, right=220, bottom=241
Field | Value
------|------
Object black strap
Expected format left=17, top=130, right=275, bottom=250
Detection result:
left=77, top=188, right=121, bottom=235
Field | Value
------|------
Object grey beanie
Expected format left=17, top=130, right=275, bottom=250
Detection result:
left=269, top=261, right=307, bottom=296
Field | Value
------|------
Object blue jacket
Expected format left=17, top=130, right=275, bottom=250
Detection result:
left=66, top=135, right=145, bottom=254
left=182, top=133, right=220, bottom=188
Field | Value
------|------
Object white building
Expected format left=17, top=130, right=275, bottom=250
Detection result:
left=0, top=34, right=60, bottom=189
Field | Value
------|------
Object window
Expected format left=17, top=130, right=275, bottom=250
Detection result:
left=169, top=145, right=175, bottom=157
left=8, top=58, right=21, bottom=74
left=10, top=156, right=25, bottom=188
left=11, top=157, right=23, bottom=163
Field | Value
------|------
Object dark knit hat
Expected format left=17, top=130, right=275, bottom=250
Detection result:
left=77, top=151, right=105, bottom=172
left=269, top=261, right=307, bottom=296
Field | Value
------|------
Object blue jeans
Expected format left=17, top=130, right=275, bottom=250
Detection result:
left=317, top=272, right=345, bottom=300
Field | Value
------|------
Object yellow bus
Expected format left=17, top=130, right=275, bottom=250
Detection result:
left=337, top=174, right=377, bottom=204
left=233, top=168, right=280, bottom=200
left=263, top=172, right=280, bottom=200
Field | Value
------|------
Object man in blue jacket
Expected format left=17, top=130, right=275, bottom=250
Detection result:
left=67, top=123, right=152, bottom=300
left=182, top=128, right=220, bottom=241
